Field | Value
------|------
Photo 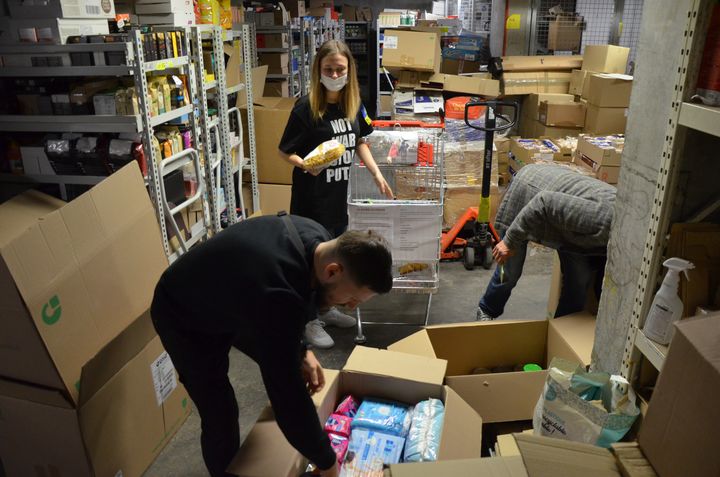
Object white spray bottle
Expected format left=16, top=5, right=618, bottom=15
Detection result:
left=643, top=257, right=695, bottom=345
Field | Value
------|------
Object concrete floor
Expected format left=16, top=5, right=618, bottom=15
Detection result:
left=144, top=246, right=555, bottom=476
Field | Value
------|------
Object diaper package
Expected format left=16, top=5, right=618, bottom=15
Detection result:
left=328, top=433, right=349, bottom=463
left=335, top=395, right=360, bottom=418
left=325, top=413, right=353, bottom=437
left=351, top=399, right=413, bottom=437
left=340, top=429, right=405, bottom=477
left=403, top=398, right=445, bottom=462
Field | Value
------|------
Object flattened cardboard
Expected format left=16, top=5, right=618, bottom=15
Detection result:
left=638, top=315, right=720, bottom=477
left=569, top=69, right=592, bottom=96
left=424, top=73, right=500, bottom=97
left=501, top=55, right=583, bottom=71
left=514, top=433, right=621, bottom=477
left=502, top=72, right=571, bottom=95
left=0, top=163, right=168, bottom=403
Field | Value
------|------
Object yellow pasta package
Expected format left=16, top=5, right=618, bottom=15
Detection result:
left=302, top=139, right=346, bottom=171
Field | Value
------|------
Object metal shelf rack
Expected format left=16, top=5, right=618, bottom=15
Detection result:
left=256, top=23, right=304, bottom=97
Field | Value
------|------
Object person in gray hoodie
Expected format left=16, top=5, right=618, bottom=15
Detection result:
left=476, top=164, right=616, bottom=320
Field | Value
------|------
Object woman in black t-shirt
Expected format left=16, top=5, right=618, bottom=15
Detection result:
left=279, top=40, right=393, bottom=349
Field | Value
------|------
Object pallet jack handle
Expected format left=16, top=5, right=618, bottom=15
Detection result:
left=464, top=100, right=519, bottom=132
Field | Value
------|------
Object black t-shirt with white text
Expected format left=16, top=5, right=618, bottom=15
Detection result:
left=279, top=95, right=373, bottom=231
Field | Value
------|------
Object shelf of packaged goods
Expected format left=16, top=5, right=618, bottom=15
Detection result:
left=150, top=104, right=194, bottom=127
left=678, top=102, right=720, bottom=138
left=635, top=329, right=669, bottom=371
left=143, top=56, right=189, bottom=72
left=0, top=114, right=141, bottom=133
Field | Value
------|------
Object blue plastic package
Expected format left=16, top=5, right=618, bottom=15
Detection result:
left=351, top=399, right=413, bottom=437
left=403, top=398, right=445, bottom=462
left=339, top=429, right=405, bottom=476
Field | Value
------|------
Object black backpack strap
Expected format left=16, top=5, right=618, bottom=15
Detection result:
left=278, top=211, right=306, bottom=263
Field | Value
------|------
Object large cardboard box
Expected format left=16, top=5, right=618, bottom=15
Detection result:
left=502, top=72, right=571, bottom=95
left=510, top=138, right=569, bottom=164
left=501, top=55, right=583, bottom=71
left=582, top=45, right=630, bottom=74
left=382, top=29, right=442, bottom=72
left=259, top=183, right=292, bottom=215
left=532, top=121, right=582, bottom=138
left=548, top=14, right=583, bottom=51
left=584, top=104, right=628, bottom=134
left=574, top=152, right=621, bottom=184
left=538, top=101, right=586, bottom=128
left=639, top=314, right=720, bottom=477
left=423, top=72, right=500, bottom=97
left=264, top=79, right=290, bottom=97
left=519, top=93, right=575, bottom=136
left=7, top=0, right=116, bottom=19
left=0, top=312, right=190, bottom=477
left=258, top=52, right=289, bottom=74
left=576, top=134, right=624, bottom=167
left=388, top=315, right=595, bottom=422
left=546, top=252, right=600, bottom=319
left=582, top=73, right=633, bottom=107
left=0, top=163, right=168, bottom=403
left=569, top=69, right=592, bottom=96
left=240, top=96, right=296, bottom=184
left=228, top=346, right=484, bottom=476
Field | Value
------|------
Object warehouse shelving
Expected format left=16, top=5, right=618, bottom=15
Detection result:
left=256, top=23, right=304, bottom=97
left=0, top=115, right=142, bottom=133
left=677, top=102, right=720, bottom=138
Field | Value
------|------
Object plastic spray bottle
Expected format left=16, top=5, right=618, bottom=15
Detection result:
left=643, top=257, right=695, bottom=345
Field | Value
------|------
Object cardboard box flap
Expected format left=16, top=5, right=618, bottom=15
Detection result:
left=547, top=312, right=596, bottom=367
left=675, top=314, right=720, bottom=359
left=389, top=456, right=528, bottom=477
left=236, top=65, right=268, bottom=107
left=387, top=329, right=435, bottom=357
left=514, top=433, right=621, bottom=477
left=343, top=346, right=446, bottom=385
left=0, top=377, right=71, bottom=409
left=78, top=310, right=156, bottom=406
left=0, top=190, right=64, bottom=248
left=437, top=386, right=484, bottom=460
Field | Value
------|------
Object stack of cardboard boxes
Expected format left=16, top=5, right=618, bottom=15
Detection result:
left=0, top=164, right=189, bottom=476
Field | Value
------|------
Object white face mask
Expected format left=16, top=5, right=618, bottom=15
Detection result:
left=320, top=74, right=347, bottom=92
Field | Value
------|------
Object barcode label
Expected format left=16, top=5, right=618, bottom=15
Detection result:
left=150, top=351, right=177, bottom=406
left=86, top=5, right=101, bottom=14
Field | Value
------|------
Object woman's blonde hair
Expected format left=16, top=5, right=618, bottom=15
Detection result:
left=309, top=40, right=361, bottom=123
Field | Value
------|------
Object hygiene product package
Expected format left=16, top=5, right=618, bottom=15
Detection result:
left=403, top=398, right=445, bottom=462
left=324, top=413, right=353, bottom=437
left=328, top=433, right=349, bottom=463
left=533, top=358, right=640, bottom=447
left=335, top=395, right=360, bottom=418
left=351, top=399, right=413, bottom=437
left=302, top=139, right=346, bottom=171
left=340, top=429, right=405, bottom=477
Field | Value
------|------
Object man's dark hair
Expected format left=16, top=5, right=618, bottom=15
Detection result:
left=336, top=230, right=393, bottom=294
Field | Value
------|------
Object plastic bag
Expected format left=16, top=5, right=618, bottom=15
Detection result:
left=302, top=139, right=346, bottom=172
left=403, top=398, right=444, bottom=462
left=335, top=395, right=360, bottom=418
left=340, top=429, right=405, bottom=477
left=324, top=413, right=352, bottom=437
left=533, top=358, right=640, bottom=447
left=351, top=399, right=413, bottom=437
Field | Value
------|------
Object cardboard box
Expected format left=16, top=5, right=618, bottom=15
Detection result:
left=7, top=0, right=116, bottom=19
left=382, top=29, right=442, bottom=72
left=546, top=252, right=600, bottom=319
left=510, top=138, right=569, bottom=165
left=501, top=55, right=583, bottom=71
left=502, top=71, right=571, bottom=95
left=259, top=52, right=289, bottom=74
left=441, top=58, right=482, bottom=75
left=423, top=72, right=500, bottom=97
left=228, top=346, right=484, bottom=477
left=519, top=93, right=575, bottom=136
left=582, top=45, right=630, bottom=74
left=258, top=183, right=291, bottom=215
left=532, top=121, right=582, bottom=138
left=584, top=104, right=628, bottom=134
left=0, top=163, right=168, bottom=402
left=388, top=315, right=595, bottom=422
left=264, top=79, right=290, bottom=97
left=390, top=69, right=433, bottom=89
left=582, top=73, right=633, bottom=107
left=284, top=0, right=306, bottom=18
left=574, top=152, right=621, bottom=184
left=0, top=17, right=110, bottom=44
left=639, top=314, right=720, bottom=477
left=341, top=4, right=356, bottom=20
left=538, top=101, right=586, bottom=128
left=0, top=312, right=190, bottom=477
left=548, top=14, right=583, bottom=51
left=256, top=32, right=288, bottom=49
left=576, top=135, right=624, bottom=167
left=240, top=96, right=297, bottom=184
left=569, top=69, right=592, bottom=96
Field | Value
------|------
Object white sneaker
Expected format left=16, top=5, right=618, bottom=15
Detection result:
left=305, top=319, right=334, bottom=349
left=319, top=308, right=357, bottom=328
left=476, top=307, right=494, bottom=321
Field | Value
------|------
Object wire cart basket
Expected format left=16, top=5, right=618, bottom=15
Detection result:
left=348, top=121, right=444, bottom=343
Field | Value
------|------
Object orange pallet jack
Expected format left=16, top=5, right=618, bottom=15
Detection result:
left=441, top=99, right=518, bottom=270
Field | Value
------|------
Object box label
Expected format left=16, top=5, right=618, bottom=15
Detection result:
left=151, top=351, right=177, bottom=406
left=384, top=35, right=398, bottom=49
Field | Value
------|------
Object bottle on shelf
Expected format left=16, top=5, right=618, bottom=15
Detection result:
left=643, top=257, right=695, bottom=345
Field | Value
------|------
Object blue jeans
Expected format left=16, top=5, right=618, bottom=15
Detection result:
left=479, top=243, right=605, bottom=318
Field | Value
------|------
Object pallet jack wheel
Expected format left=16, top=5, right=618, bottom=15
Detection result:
left=482, top=245, right=494, bottom=270
left=463, top=246, right=475, bottom=270
left=354, top=335, right=367, bottom=344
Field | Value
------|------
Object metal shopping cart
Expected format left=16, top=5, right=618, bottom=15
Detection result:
left=348, top=120, right=444, bottom=343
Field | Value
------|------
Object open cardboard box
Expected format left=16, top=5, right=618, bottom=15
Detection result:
left=388, top=314, right=596, bottom=423
left=0, top=311, right=190, bottom=477
left=227, top=346, right=484, bottom=477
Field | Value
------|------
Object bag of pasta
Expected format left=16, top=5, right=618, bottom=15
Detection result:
left=302, top=139, right=346, bottom=172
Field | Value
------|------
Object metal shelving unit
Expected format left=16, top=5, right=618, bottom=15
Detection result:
left=618, top=0, right=716, bottom=379
left=241, top=23, right=260, bottom=213
left=0, top=115, right=142, bottom=133
left=256, top=24, right=303, bottom=97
